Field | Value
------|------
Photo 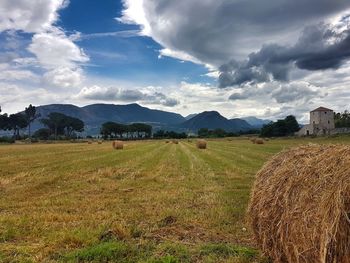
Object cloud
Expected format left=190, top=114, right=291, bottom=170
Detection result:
left=43, top=67, right=83, bottom=88
left=0, top=69, right=38, bottom=81
left=229, top=81, right=323, bottom=104
left=28, top=29, right=89, bottom=69
left=0, top=0, right=68, bottom=33
left=77, top=86, right=180, bottom=107
left=72, top=30, right=141, bottom=41
left=119, top=0, right=350, bottom=66
left=219, top=18, right=350, bottom=87
left=0, top=1, right=89, bottom=89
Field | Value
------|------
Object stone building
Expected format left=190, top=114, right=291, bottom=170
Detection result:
left=297, top=107, right=335, bottom=136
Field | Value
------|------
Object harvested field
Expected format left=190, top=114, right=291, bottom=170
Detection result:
left=0, top=136, right=350, bottom=262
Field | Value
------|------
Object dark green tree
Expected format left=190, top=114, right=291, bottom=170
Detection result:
left=0, top=106, right=8, bottom=131
left=24, top=104, right=40, bottom=138
left=335, top=111, right=350, bottom=128
left=33, top=128, right=51, bottom=140
left=7, top=113, right=27, bottom=139
left=41, top=112, right=84, bottom=139
left=260, top=115, right=300, bottom=137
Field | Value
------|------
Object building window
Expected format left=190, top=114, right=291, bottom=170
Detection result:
left=313, top=121, right=315, bottom=124
left=328, top=120, right=330, bottom=124
left=325, top=112, right=327, bottom=114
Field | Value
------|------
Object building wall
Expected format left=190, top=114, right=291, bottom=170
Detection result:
left=310, top=110, right=335, bottom=130
left=297, top=109, right=335, bottom=136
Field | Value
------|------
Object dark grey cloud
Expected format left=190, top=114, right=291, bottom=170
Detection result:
left=120, top=0, right=350, bottom=66
left=228, top=81, right=323, bottom=104
left=78, top=86, right=179, bottom=107
left=219, top=20, right=350, bottom=88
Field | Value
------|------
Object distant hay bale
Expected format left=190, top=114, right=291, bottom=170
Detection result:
left=172, top=140, right=179, bottom=144
left=250, top=138, right=257, bottom=144
left=255, top=138, right=264, bottom=144
left=165, top=140, right=170, bottom=143
left=187, top=139, right=192, bottom=143
left=196, top=139, right=207, bottom=149
left=248, top=144, right=350, bottom=263
left=112, top=140, right=124, bottom=150
left=97, top=140, right=103, bottom=144
left=87, top=141, right=93, bottom=144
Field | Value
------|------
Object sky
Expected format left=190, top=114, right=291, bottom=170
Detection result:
left=0, top=0, right=350, bottom=123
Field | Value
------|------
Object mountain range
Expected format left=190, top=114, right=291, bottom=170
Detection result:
left=31, top=103, right=269, bottom=135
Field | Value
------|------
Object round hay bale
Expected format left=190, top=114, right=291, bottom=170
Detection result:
left=248, top=144, right=350, bottom=263
left=87, top=141, right=93, bottom=144
left=112, top=140, right=124, bottom=150
left=165, top=140, right=170, bottom=143
left=255, top=138, right=264, bottom=144
left=250, top=138, right=257, bottom=144
left=172, top=140, right=179, bottom=144
left=196, top=139, right=207, bottom=149
left=97, top=140, right=103, bottom=144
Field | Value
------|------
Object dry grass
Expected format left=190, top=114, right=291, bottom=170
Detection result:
left=1, top=136, right=350, bottom=262
left=196, top=139, right=207, bottom=149
left=248, top=144, right=350, bottom=263
left=112, top=140, right=124, bottom=150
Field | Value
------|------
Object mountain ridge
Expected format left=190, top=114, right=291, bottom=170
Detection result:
left=29, top=103, right=262, bottom=135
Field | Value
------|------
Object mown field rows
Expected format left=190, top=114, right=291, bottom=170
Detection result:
left=0, top=136, right=349, bottom=262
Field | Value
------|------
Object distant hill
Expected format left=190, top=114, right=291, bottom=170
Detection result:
left=230, top=118, right=253, bottom=130
left=241, top=116, right=271, bottom=128
left=179, top=111, right=252, bottom=132
left=32, top=103, right=186, bottom=135
left=185, top=113, right=198, bottom=120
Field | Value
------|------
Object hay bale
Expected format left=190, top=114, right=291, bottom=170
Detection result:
left=196, top=139, right=207, bottom=149
left=87, top=141, right=93, bottom=144
left=255, top=138, right=264, bottom=144
left=165, top=140, right=170, bottom=143
left=172, top=140, right=179, bottom=144
left=97, top=140, right=103, bottom=144
left=112, top=140, right=124, bottom=150
left=250, top=138, right=257, bottom=144
left=248, top=144, right=350, bottom=263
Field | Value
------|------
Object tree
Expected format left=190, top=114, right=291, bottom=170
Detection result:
left=24, top=104, right=40, bottom=138
left=41, top=112, right=84, bottom=139
left=65, top=116, right=84, bottom=137
left=0, top=106, right=8, bottom=131
left=261, top=115, right=300, bottom=137
left=33, top=128, right=51, bottom=140
left=100, top=122, right=151, bottom=139
left=335, top=110, right=350, bottom=128
left=7, top=113, right=27, bottom=139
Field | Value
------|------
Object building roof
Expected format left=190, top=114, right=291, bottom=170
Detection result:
left=311, top=107, right=333, bottom=112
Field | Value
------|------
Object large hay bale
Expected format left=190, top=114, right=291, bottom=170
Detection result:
left=172, top=140, right=179, bottom=144
left=255, top=138, right=264, bottom=144
left=196, top=139, right=207, bottom=149
left=112, top=140, right=124, bottom=150
left=250, top=138, right=257, bottom=144
left=248, top=144, right=350, bottom=263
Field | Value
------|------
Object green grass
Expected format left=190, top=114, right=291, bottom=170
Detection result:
left=0, top=136, right=350, bottom=262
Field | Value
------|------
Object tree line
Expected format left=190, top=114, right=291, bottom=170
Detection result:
left=100, top=122, right=152, bottom=139
left=0, top=105, right=40, bottom=139
left=335, top=111, right=350, bottom=128
left=260, top=115, right=300, bottom=137
left=0, top=105, right=85, bottom=140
